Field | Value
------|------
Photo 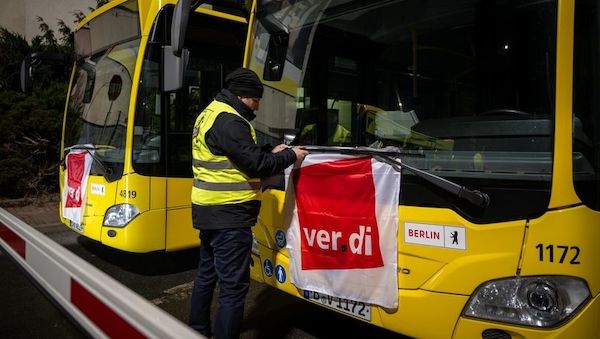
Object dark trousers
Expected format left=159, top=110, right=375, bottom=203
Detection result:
left=189, top=227, right=253, bottom=339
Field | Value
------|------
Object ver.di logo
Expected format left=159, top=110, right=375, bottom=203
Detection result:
left=294, top=157, right=383, bottom=270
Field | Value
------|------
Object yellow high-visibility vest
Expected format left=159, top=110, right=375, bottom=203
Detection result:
left=191, top=100, right=260, bottom=205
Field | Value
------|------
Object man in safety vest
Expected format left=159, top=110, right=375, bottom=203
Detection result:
left=189, top=68, right=307, bottom=339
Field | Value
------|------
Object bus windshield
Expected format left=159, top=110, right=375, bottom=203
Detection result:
left=64, top=0, right=140, bottom=179
left=252, top=0, right=557, bottom=222
left=252, top=0, right=558, bottom=222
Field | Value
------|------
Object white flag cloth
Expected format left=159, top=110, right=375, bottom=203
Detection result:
left=284, top=153, right=400, bottom=308
left=62, top=147, right=93, bottom=225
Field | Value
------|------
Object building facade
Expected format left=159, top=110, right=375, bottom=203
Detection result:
left=0, top=0, right=96, bottom=41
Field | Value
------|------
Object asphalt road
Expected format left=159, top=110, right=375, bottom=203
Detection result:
left=0, top=249, right=84, bottom=339
left=1, top=218, right=406, bottom=338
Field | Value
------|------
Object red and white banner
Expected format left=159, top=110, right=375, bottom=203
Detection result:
left=285, top=153, right=401, bottom=308
left=62, top=148, right=93, bottom=225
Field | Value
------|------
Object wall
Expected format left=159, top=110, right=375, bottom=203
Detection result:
left=0, top=0, right=96, bottom=41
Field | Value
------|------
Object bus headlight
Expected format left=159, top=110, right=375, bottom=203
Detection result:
left=103, top=204, right=140, bottom=227
left=463, top=276, right=590, bottom=327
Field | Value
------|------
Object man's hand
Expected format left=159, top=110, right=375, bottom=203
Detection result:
left=291, top=146, right=308, bottom=166
left=271, top=144, right=308, bottom=165
left=271, top=143, right=289, bottom=153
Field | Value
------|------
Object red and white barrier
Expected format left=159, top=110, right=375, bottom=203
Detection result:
left=0, top=208, right=203, bottom=339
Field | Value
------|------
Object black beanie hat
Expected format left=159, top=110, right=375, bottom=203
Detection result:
left=225, top=68, right=264, bottom=98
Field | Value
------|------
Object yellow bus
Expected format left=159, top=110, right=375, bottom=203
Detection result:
left=246, top=0, right=599, bottom=337
left=57, top=0, right=256, bottom=252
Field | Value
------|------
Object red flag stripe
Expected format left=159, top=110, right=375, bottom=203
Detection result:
left=294, top=157, right=383, bottom=270
left=0, top=221, right=26, bottom=259
left=71, top=278, right=146, bottom=339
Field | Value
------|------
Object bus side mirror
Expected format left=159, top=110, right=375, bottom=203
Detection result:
left=259, top=15, right=289, bottom=81
left=172, top=0, right=191, bottom=57
left=162, top=0, right=200, bottom=92
left=20, top=52, right=69, bottom=93
left=162, top=46, right=189, bottom=92
left=264, top=31, right=289, bottom=81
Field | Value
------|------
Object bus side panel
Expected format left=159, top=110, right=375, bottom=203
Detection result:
left=249, top=252, right=265, bottom=283
left=150, top=176, right=166, bottom=211
left=519, top=206, right=600, bottom=295
left=102, top=209, right=166, bottom=252
left=84, top=176, right=118, bottom=220
left=255, top=190, right=284, bottom=251
left=165, top=177, right=198, bottom=251
left=256, top=190, right=526, bottom=295
left=252, top=190, right=528, bottom=338
left=99, top=174, right=163, bottom=252
left=59, top=171, right=118, bottom=242
left=250, top=240, right=468, bottom=339
left=379, top=290, right=468, bottom=339
left=399, top=207, right=526, bottom=295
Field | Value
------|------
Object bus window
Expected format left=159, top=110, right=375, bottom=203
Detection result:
left=133, top=7, right=247, bottom=178
left=251, top=0, right=557, bottom=223
left=64, top=0, right=140, bottom=181
left=573, top=0, right=600, bottom=210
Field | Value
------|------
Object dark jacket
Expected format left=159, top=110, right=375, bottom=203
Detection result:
left=192, top=89, right=296, bottom=230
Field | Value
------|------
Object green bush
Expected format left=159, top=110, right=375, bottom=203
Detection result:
left=0, top=23, right=71, bottom=199
left=0, top=2, right=107, bottom=199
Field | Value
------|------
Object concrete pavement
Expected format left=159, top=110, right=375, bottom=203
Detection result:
left=3, top=195, right=64, bottom=232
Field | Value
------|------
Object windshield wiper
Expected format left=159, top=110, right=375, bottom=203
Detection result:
left=62, top=145, right=115, bottom=182
left=302, top=146, right=490, bottom=208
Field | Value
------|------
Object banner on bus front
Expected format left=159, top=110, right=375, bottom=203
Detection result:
left=285, top=153, right=400, bottom=308
left=62, top=147, right=93, bottom=226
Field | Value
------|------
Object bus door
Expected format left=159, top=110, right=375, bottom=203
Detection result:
left=134, top=5, right=250, bottom=250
